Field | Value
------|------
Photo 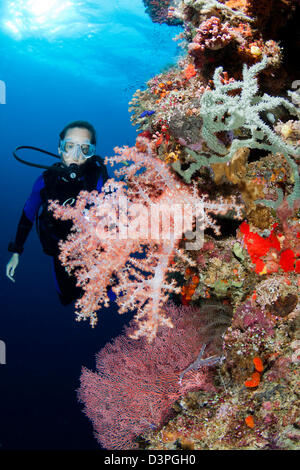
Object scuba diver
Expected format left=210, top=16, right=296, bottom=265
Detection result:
left=6, top=120, right=115, bottom=306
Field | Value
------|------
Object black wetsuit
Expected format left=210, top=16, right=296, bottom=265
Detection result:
left=8, top=156, right=114, bottom=305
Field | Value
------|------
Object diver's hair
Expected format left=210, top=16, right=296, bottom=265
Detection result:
left=59, top=120, right=97, bottom=145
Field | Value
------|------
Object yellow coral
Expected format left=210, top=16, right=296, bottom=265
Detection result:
left=164, top=151, right=180, bottom=163
left=250, top=45, right=262, bottom=57
left=281, top=123, right=293, bottom=139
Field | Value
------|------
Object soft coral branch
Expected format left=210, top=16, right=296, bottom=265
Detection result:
left=49, top=139, right=243, bottom=341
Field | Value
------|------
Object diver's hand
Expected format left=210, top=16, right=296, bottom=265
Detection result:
left=6, top=253, right=19, bottom=283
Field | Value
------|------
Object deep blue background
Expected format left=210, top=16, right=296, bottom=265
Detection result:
left=0, top=1, right=181, bottom=449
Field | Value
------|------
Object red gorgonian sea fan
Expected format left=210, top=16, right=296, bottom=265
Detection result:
left=48, top=139, right=243, bottom=341
left=78, top=301, right=230, bottom=450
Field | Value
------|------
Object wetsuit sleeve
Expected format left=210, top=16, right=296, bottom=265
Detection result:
left=96, top=173, right=104, bottom=192
left=8, top=174, right=45, bottom=255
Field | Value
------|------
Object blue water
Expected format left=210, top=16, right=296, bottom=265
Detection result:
left=0, top=0, right=182, bottom=449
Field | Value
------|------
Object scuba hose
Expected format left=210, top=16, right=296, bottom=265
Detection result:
left=13, top=145, right=60, bottom=170
left=12, top=145, right=86, bottom=181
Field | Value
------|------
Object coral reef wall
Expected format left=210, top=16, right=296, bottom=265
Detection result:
left=143, top=0, right=183, bottom=25
left=51, top=0, right=300, bottom=450
left=132, top=0, right=300, bottom=450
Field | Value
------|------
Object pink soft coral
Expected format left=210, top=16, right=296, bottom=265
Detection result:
left=49, top=139, right=243, bottom=341
left=188, top=16, right=233, bottom=57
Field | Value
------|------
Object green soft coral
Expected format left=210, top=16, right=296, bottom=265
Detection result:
left=173, top=56, right=300, bottom=208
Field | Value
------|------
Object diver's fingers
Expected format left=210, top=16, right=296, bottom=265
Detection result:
left=7, top=274, right=15, bottom=282
left=6, top=265, right=16, bottom=283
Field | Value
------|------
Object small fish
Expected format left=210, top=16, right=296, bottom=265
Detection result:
left=140, top=110, right=155, bottom=118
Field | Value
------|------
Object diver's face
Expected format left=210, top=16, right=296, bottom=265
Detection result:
left=58, top=127, right=92, bottom=166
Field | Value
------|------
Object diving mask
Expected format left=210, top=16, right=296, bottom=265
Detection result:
left=60, top=139, right=96, bottom=159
